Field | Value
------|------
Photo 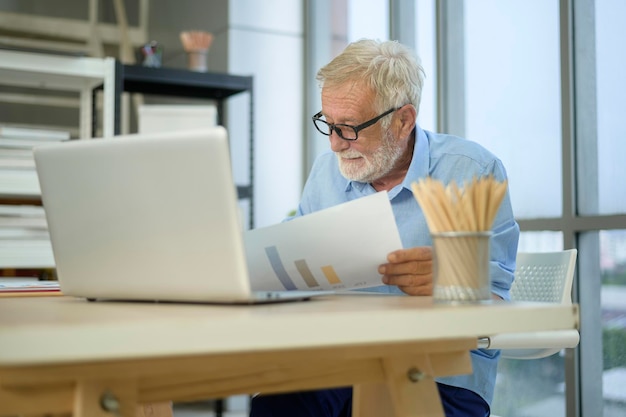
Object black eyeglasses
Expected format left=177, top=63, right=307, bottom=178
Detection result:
left=312, top=107, right=400, bottom=141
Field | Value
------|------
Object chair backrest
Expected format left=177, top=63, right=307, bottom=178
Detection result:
left=481, top=249, right=579, bottom=359
left=511, top=249, right=578, bottom=305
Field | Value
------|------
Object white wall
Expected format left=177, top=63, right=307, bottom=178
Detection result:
left=149, top=0, right=305, bottom=228
left=227, top=0, right=304, bottom=228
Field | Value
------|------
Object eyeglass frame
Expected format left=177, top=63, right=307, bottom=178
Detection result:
left=311, top=106, right=401, bottom=141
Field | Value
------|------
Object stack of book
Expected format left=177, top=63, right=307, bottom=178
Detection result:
left=0, top=204, right=55, bottom=269
left=0, top=125, right=69, bottom=200
left=0, top=126, right=68, bottom=270
left=0, top=277, right=60, bottom=296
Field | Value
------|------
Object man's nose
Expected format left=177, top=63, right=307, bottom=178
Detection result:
left=329, top=130, right=350, bottom=152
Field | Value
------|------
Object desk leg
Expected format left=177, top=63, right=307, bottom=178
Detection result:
left=353, top=354, right=444, bottom=417
left=73, top=380, right=137, bottom=417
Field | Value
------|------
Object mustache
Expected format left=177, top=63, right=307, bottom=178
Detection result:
left=337, top=150, right=363, bottom=158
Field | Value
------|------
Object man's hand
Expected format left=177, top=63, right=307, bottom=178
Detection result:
left=378, top=246, right=433, bottom=296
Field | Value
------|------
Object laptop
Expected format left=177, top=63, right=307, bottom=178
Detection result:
left=33, top=127, right=329, bottom=304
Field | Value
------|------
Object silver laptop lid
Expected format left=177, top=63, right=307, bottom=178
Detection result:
left=34, top=127, right=254, bottom=302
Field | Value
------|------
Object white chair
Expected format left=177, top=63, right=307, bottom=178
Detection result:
left=478, top=249, right=579, bottom=359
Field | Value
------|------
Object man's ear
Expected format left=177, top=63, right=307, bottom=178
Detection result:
left=397, top=105, right=417, bottom=138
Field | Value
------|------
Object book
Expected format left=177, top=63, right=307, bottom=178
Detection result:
left=0, top=126, right=70, bottom=141
left=0, top=169, right=41, bottom=197
left=0, top=239, right=55, bottom=268
left=0, top=157, right=36, bottom=169
left=0, top=138, right=68, bottom=149
left=0, top=204, right=46, bottom=216
left=0, top=278, right=60, bottom=296
left=0, top=204, right=53, bottom=268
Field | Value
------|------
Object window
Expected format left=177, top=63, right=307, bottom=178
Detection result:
left=415, top=0, right=436, bottom=131
left=465, top=0, right=562, bottom=219
left=594, top=2, right=626, bottom=413
left=347, top=0, right=388, bottom=42
left=600, top=230, right=626, bottom=416
left=307, top=1, right=626, bottom=414
left=594, top=1, right=626, bottom=215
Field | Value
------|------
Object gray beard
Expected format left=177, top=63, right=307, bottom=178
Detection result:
left=336, top=130, right=403, bottom=183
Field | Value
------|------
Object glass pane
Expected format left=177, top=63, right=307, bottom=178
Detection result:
left=415, top=0, right=436, bottom=131
left=596, top=1, right=626, bottom=215
left=600, top=230, right=626, bottom=415
left=517, top=231, right=563, bottom=253
left=347, top=0, right=388, bottom=42
left=464, top=0, right=561, bottom=219
left=491, top=230, right=564, bottom=417
left=330, top=1, right=389, bottom=65
left=493, top=356, right=567, bottom=417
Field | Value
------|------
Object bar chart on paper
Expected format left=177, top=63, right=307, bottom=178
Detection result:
left=244, top=192, right=404, bottom=292
left=264, top=245, right=346, bottom=290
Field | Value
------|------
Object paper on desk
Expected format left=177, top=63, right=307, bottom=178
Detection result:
left=244, top=191, right=403, bottom=291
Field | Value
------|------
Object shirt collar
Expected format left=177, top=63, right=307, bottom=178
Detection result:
left=400, top=125, right=430, bottom=191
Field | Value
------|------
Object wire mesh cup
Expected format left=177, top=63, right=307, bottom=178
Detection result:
left=432, top=231, right=492, bottom=303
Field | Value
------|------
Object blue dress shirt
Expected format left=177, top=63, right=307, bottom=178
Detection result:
left=293, top=125, right=520, bottom=405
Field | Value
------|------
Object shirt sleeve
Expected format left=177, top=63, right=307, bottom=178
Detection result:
left=479, top=159, right=519, bottom=301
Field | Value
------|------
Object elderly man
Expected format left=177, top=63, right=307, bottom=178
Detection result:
left=250, top=39, right=519, bottom=417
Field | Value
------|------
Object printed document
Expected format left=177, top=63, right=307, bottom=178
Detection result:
left=244, top=192, right=403, bottom=292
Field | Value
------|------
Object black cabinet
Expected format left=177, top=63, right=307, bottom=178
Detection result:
left=95, top=62, right=254, bottom=228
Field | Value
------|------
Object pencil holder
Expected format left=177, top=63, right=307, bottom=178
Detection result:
left=180, top=31, right=213, bottom=72
left=187, top=50, right=208, bottom=72
left=432, top=231, right=492, bottom=303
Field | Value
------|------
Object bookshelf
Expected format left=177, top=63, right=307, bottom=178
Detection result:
left=0, top=128, right=66, bottom=273
left=0, top=49, right=117, bottom=138
left=0, top=56, right=255, bottom=283
left=0, top=50, right=117, bottom=275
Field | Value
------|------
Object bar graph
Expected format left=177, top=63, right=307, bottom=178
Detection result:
left=321, top=265, right=342, bottom=285
left=294, top=259, right=320, bottom=288
left=264, top=246, right=344, bottom=290
left=264, top=246, right=297, bottom=290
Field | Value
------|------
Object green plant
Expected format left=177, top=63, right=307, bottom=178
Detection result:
left=603, top=327, right=626, bottom=369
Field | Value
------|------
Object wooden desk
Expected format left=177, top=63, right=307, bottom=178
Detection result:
left=0, top=295, right=578, bottom=417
